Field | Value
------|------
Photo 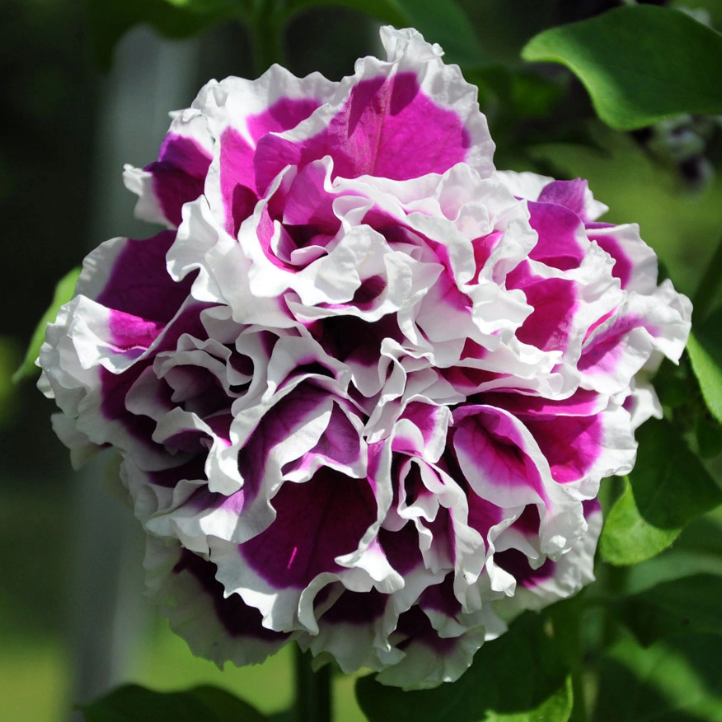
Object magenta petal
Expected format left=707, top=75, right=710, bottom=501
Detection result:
left=312, top=313, right=402, bottom=368
left=484, top=389, right=603, bottom=418
left=379, top=522, right=424, bottom=575
left=321, top=587, right=388, bottom=625
left=254, top=73, right=471, bottom=193
left=241, top=467, right=376, bottom=588
left=106, top=311, right=164, bottom=353
left=95, top=231, right=193, bottom=323
left=583, top=498, right=602, bottom=518
left=248, top=97, right=322, bottom=140
left=537, top=179, right=588, bottom=219
left=509, top=265, right=578, bottom=352
left=588, top=230, right=633, bottom=288
left=495, top=548, right=555, bottom=589
left=395, top=606, right=456, bottom=654
left=298, top=404, right=362, bottom=469
left=174, top=550, right=288, bottom=641
left=281, top=160, right=340, bottom=231
left=146, top=135, right=212, bottom=227
left=99, top=302, right=210, bottom=443
left=453, top=406, right=549, bottom=504
left=527, top=201, right=587, bottom=271
left=419, top=574, right=461, bottom=617
left=235, top=387, right=334, bottom=506
left=218, top=128, right=258, bottom=236
left=579, top=313, right=652, bottom=377
left=466, top=491, right=504, bottom=541
left=524, top=415, right=603, bottom=484
left=100, top=365, right=159, bottom=435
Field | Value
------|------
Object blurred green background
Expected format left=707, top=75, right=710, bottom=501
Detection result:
left=1, top=0, right=722, bottom=720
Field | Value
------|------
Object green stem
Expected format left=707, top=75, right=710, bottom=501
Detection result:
left=249, top=0, right=287, bottom=76
left=600, top=565, right=628, bottom=646
left=599, top=475, right=629, bottom=649
left=692, top=232, right=722, bottom=323
left=294, top=646, right=332, bottom=722
left=549, top=597, right=588, bottom=722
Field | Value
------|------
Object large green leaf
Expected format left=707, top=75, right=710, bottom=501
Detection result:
left=13, top=266, right=81, bottom=384
left=79, top=684, right=270, bottom=722
left=355, top=612, right=572, bottom=722
left=616, top=574, right=722, bottom=647
left=593, top=633, right=722, bottom=721
left=687, top=310, right=722, bottom=425
left=696, top=415, right=722, bottom=460
left=521, top=6, right=722, bottom=130
left=600, top=419, right=722, bottom=566
left=86, top=0, right=246, bottom=71
left=283, top=0, right=484, bottom=65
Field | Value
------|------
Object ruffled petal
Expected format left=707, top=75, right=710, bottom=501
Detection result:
left=39, top=26, right=692, bottom=691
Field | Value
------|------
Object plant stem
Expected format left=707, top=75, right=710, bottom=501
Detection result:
left=692, top=232, right=722, bottom=323
left=599, top=475, right=629, bottom=649
left=249, top=0, right=287, bottom=77
left=294, top=646, right=332, bottom=722
left=549, top=597, right=588, bottom=722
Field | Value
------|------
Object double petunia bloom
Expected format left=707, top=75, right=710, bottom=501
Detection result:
left=39, top=27, right=691, bottom=688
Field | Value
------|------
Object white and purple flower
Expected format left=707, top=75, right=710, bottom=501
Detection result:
left=39, top=27, right=691, bottom=689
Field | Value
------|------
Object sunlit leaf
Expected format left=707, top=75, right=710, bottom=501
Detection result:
left=600, top=419, right=722, bottom=566
left=522, top=6, right=722, bottom=130
left=687, top=310, right=722, bottom=424
left=79, top=684, right=269, bottom=722
left=13, top=266, right=80, bottom=384
left=355, top=612, right=572, bottom=722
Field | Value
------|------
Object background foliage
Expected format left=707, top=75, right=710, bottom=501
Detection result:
left=2, top=0, right=722, bottom=720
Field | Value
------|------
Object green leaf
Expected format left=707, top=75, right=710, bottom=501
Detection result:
left=600, top=418, right=722, bottom=566
left=13, top=266, right=81, bottom=384
left=283, top=0, right=484, bottom=65
left=521, top=6, right=722, bottom=130
left=594, top=633, right=722, bottom=721
left=395, top=0, right=483, bottom=66
left=600, top=478, right=680, bottom=566
left=86, top=0, right=245, bottom=71
left=687, top=311, right=722, bottom=424
left=696, top=415, right=722, bottom=460
left=355, top=612, right=572, bottom=722
left=617, top=574, right=722, bottom=647
left=653, top=358, right=690, bottom=411
left=79, top=684, right=269, bottom=722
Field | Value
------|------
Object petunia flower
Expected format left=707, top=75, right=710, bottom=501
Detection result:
left=39, top=26, right=691, bottom=689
